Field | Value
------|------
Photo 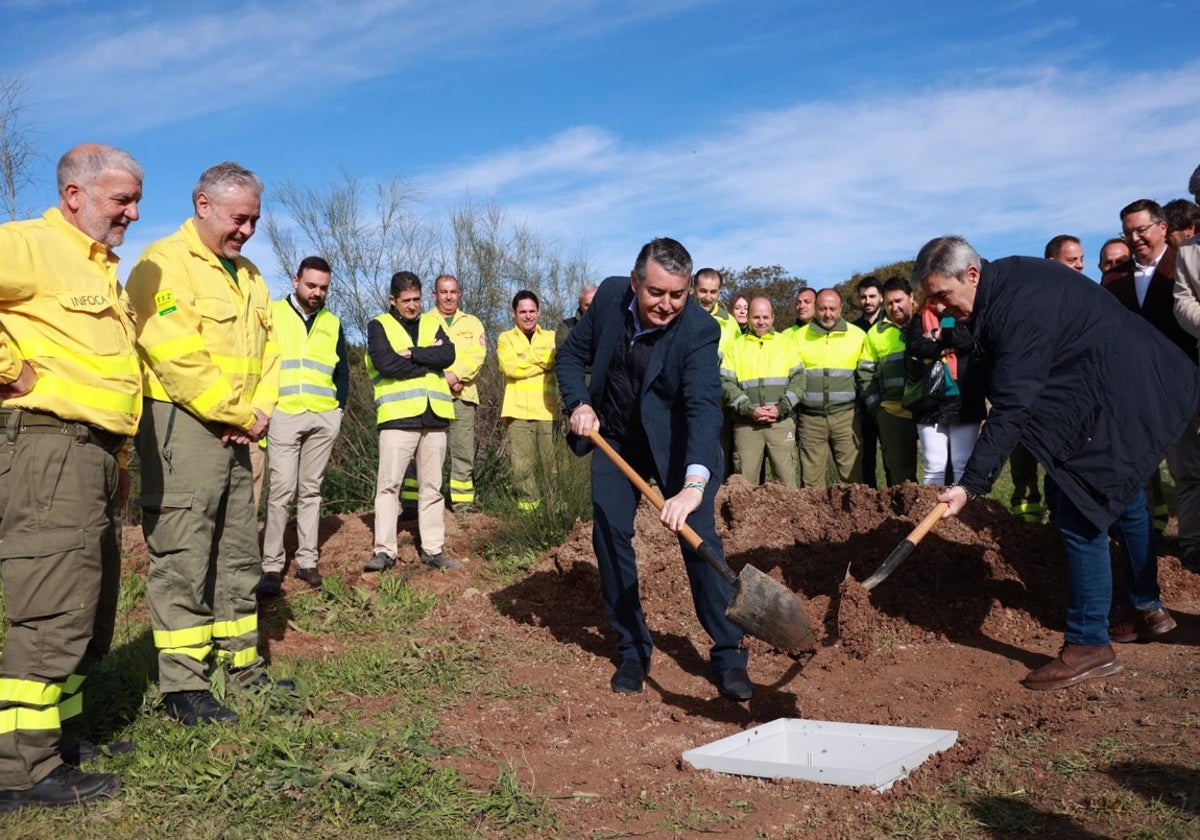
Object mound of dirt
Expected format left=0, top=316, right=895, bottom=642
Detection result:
left=439, top=479, right=1200, bottom=835
left=126, top=479, right=1200, bottom=837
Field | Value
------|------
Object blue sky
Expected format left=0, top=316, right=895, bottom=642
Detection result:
left=2, top=0, right=1198, bottom=294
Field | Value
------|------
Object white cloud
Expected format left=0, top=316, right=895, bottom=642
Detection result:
left=11, top=0, right=711, bottom=134
left=417, top=61, right=1200, bottom=281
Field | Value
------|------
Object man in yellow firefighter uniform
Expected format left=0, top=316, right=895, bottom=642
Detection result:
left=0, top=143, right=143, bottom=812
left=432, top=274, right=486, bottom=513
left=856, top=278, right=919, bottom=484
left=127, top=162, right=284, bottom=726
left=794, top=289, right=867, bottom=488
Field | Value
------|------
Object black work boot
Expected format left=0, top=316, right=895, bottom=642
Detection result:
left=163, top=690, right=239, bottom=725
left=0, top=764, right=121, bottom=814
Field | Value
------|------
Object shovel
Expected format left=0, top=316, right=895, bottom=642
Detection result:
left=859, top=502, right=949, bottom=591
left=587, top=429, right=816, bottom=652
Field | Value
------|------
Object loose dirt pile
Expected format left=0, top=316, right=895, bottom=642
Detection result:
left=151, top=479, right=1200, bottom=837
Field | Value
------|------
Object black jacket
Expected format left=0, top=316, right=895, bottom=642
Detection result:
left=904, top=313, right=988, bottom=426
left=556, top=275, right=725, bottom=490
left=366, top=307, right=455, bottom=431
left=958, top=257, right=1200, bottom=530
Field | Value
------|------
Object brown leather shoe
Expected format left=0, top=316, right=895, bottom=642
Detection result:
left=1021, top=643, right=1122, bottom=691
left=1109, top=607, right=1177, bottom=643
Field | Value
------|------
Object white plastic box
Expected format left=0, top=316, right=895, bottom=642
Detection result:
left=682, top=718, right=958, bottom=792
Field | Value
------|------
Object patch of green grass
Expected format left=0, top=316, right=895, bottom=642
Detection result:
left=884, top=795, right=981, bottom=839
left=286, top=574, right=436, bottom=637
left=2, top=591, right=551, bottom=839
left=481, top=443, right=591, bottom=581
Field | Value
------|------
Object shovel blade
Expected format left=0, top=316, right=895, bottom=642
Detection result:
left=727, top=564, right=817, bottom=652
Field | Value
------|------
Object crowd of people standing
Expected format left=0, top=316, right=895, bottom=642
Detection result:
left=1, top=139, right=1198, bottom=814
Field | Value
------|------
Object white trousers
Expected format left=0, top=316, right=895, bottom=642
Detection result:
left=918, top=422, right=980, bottom=485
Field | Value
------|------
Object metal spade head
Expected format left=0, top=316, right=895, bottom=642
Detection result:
left=727, top=564, right=817, bottom=652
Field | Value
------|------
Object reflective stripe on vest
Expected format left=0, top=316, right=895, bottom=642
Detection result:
left=272, top=299, right=340, bottom=413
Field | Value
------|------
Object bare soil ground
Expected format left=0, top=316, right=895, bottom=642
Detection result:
left=129, top=479, right=1200, bottom=838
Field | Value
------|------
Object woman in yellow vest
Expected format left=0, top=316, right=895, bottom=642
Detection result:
left=497, top=290, right=560, bottom=511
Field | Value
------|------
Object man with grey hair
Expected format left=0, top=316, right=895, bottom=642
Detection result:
left=128, top=162, right=286, bottom=727
left=916, top=235, right=1198, bottom=691
left=0, top=143, right=143, bottom=812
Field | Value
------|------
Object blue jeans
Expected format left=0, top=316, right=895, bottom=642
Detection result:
left=1046, top=479, right=1161, bottom=646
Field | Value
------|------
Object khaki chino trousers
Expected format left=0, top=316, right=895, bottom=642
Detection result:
left=262, top=408, right=342, bottom=573
left=374, top=427, right=447, bottom=557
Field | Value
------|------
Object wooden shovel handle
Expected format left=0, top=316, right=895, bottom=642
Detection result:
left=586, top=428, right=703, bottom=552
left=906, top=501, right=950, bottom=545
left=859, top=501, right=950, bottom=591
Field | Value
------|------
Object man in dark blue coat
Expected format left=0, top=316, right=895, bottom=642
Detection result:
left=916, top=236, right=1200, bottom=691
left=556, top=238, right=750, bottom=700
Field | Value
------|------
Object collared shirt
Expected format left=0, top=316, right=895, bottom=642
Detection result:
left=1133, top=246, right=1166, bottom=308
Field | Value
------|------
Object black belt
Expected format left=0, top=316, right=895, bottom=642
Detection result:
left=0, top=409, right=126, bottom=456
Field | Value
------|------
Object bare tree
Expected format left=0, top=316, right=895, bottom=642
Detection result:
left=0, top=73, right=43, bottom=221
left=263, top=166, right=441, bottom=340
left=262, top=170, right=591, bottom=511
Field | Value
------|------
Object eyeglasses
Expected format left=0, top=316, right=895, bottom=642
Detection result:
left=1123, top=222, right=1162, bottom=239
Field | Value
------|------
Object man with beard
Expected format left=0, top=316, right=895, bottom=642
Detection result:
left=257, top=256, right=349, bottom=596
left=0, top=143, right=143, bottom=812
left=857, top=278, right=918, bottom=484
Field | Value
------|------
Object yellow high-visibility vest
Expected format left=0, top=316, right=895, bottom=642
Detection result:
left=366, top=310, right=454, bottom=424
left=795, top=320, right=866, bottom=416
left=273, top=299, right=340, bottom=414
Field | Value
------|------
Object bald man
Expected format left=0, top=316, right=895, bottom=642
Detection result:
left=720, top=298, right=801, bottom=486
left=793, top=290, right=866, bottom=487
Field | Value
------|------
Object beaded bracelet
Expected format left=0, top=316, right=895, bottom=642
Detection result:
left=682, top=480, right=706, bottom=492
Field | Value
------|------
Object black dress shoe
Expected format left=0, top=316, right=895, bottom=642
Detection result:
left=0, top=763, right=121, bottom=813
left=714, top=666, right=753, bottom=701
left=61, top=739, right=136, bottom=765
left=163, top=690, right=239, bottom=725
left=610, top=659, right=645, bottom=694
left=364, top=552, right=395, bottom=572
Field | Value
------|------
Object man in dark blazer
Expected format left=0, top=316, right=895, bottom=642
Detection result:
left=917, top=236, right=1200, bottom=692
left=556, top=238, right=751, bottom=701
left=1101, top=199, right=1195, bottom=361
left=1101, top=199, right=1200, bottom=544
